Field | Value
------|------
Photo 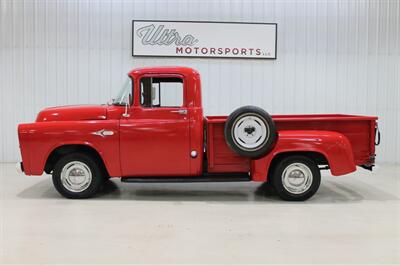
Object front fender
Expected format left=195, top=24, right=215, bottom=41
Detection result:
left=18, top=120, right=121, bottom=176
left=251, top=130, right=356, bottom=181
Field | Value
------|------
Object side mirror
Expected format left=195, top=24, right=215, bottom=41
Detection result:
left=107, top=98, right=114, bottom=105
left=122, top=94, right=131, bottom=118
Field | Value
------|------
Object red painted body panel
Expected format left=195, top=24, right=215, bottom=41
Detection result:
left=206, top=115, right=376, bottom=181
left=206, top=117, right=250, bottom=173
left=250, top=130, right=356, bottom=182
left=36, top=105, right=107, bottom=122
left=18, top=120, right=121, bottom=176
left=17, top=66, right=378, bottom=182
left=273, top=114, right=377, bottom=166
left=119, top=106, right=191, bottom=176
left=118, top=68, right=204, bottom=176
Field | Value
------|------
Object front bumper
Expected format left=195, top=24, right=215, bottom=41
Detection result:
left=16, top=162, right=24, bottom=173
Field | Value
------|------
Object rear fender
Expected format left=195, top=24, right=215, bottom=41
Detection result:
left=251, top=130, right=356, bottom=182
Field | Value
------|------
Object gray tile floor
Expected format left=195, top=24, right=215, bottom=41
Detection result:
left=1, top=163, right=399, bottom=265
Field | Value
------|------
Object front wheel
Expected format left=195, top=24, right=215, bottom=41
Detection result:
left=52, top=153, right=105, bottom=199
left=271, top=155, right=321, bottom=201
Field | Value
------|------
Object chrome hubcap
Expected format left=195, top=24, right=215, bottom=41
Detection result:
left=60, top=161, right=92, bottom=193
left=232, top=114, right=269, bottom=151
left=282, top=163, right=313, bottom=194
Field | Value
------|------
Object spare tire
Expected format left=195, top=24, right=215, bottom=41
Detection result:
left=224, top=106, right=276, bottom=159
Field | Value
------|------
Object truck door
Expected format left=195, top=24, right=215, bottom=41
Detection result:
left=120, top=75, right=191, bottom=176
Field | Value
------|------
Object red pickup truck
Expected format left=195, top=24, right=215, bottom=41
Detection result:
left=17, top=66, right=379, bottom=201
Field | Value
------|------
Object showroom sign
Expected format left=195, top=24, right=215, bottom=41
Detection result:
left=132, top=20, right=277, bottom=59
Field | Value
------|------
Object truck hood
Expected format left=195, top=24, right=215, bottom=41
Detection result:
left=36, top=105, right=107, bottom=122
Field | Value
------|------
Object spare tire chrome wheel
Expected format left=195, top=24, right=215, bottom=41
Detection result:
left=232, top=114, right=269, bottom=151
left=52, top=153, right=105, bottom=199
left=225, top=106, right=276, bottom=159
left=271, top=155, right=321, bottom=201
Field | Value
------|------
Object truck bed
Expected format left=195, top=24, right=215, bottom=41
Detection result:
left=205, top=114, right=378, bottom=173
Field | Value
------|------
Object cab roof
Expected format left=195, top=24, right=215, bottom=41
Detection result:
left=128, top=66, right=199, bottom=77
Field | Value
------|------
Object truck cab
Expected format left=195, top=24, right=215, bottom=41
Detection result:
left=118, top=67, right=204, bottom=177
left=18, top=66, right=379, bottom=201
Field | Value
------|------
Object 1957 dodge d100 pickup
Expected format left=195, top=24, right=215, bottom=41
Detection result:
left=17, top=67, right=379, bottom=201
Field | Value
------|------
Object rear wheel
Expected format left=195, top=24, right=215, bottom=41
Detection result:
left=52, top=153, right=105, bottom=199
left=271, top=155, right=321, bottom=201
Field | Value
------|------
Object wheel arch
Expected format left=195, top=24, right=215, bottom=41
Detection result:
left=269, top=151, right=322, bottom=201
left=44, top=144, right=109, bottom=176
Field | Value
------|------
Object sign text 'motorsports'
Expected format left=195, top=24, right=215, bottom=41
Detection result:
left=132, top=21, right=277, bottom=59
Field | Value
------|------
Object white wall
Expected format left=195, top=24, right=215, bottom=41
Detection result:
left=0, top=0, right=399, bottom=163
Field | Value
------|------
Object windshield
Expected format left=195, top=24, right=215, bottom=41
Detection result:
left=112, top=77, right=133, bottom=106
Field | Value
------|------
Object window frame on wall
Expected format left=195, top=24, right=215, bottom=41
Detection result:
left=139, top=75, right=186, bottom=108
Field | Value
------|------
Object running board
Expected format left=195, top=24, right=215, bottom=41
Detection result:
left=121, top=173, right=251, bottom=183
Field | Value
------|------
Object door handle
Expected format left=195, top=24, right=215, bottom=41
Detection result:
left=170, top=109, right=187, bottom=115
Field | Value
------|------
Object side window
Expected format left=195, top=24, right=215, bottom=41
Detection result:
left=140, top=77, right=183, bottom=108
